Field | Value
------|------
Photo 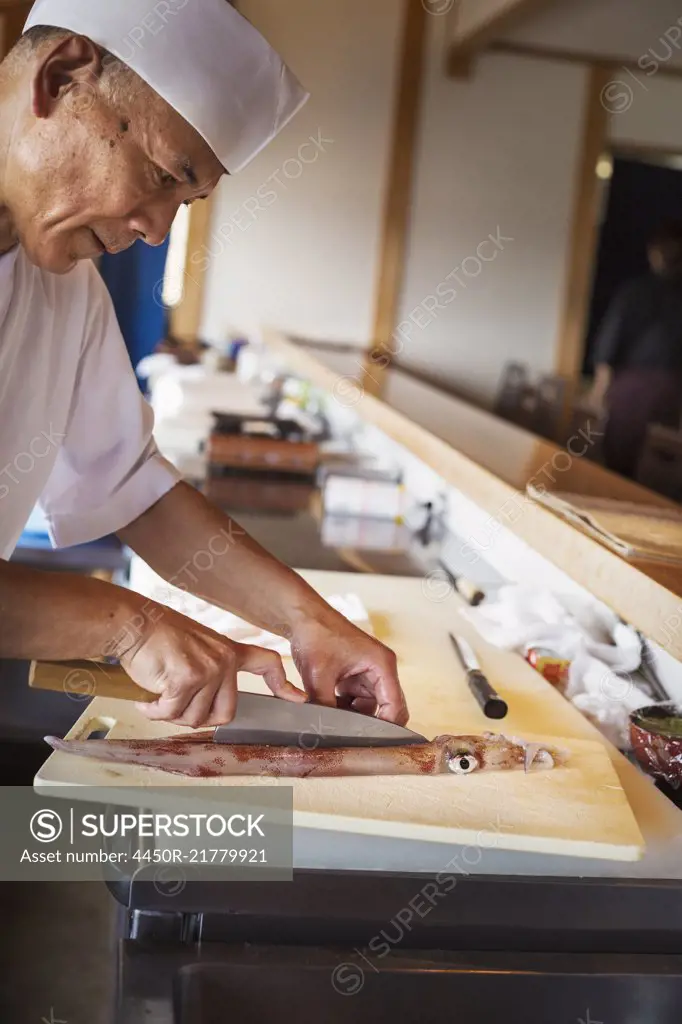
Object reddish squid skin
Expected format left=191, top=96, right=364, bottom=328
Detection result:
left=43, top=733, right=562, bottom=780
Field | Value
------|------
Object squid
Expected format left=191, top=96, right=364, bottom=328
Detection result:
left=44, top=731, right=565, bottom=780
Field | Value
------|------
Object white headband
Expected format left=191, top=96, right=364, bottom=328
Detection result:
left=24, top=0, right=310, bottom=173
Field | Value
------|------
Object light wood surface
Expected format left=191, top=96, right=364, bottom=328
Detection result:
left=36, top=572, right=649, bottom=862
left=614, top=141, right=682, bottom=164
left=263, top=330, right=682, bottom=659
left=447, top=0, right=554, bottom=70
left=364, top=0, right=428, bottom=398
left=29, top=660, right=153, bottom=704
left=554, top=64, right=611, bottom=384
left=169, top=196, right=215, bottom=344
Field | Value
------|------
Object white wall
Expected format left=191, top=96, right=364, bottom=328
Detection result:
left=397, top=17, right=588, bottom=405
left=609, top=74, right=682, bottom=151
left=456, top=0, right=529, bottom=40
left=200, top=2, right=589, bottom=407
left=199, top=0, right=682, bottom=411
left=200, top=0, right=403, bottom=347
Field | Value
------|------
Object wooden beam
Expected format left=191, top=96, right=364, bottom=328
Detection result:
left=554, top=64, right=611, bottom=386
left=613, top=140, right=682, bottom=163
left=447, top=0, right=554, bottom=74
left=168, top=197, right=215, bottom=344
left=493, top=40, right=682, bottom=81
left=363, top=0, right=428, bottom=398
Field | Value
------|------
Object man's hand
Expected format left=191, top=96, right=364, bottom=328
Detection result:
left=121, top=606, right=306, bottom=728
left=290, top=614, right=408, bottom=726
left=581, top=387, right=606, bottom=418
left=582, top=364, right=612, bottom=419
left=119, top=483, right=410, bottom=726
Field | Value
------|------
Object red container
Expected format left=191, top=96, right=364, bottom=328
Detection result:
left=525, top=647, right=570, bottom=693
left=630, top=703, right=682, bottom=789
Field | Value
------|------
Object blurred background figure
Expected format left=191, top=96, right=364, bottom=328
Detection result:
left=586, top=221, right=682, bottom=479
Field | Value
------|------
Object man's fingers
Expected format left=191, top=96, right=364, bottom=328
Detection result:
left=347, top=696, right=377, bottom=716
left=336, top=676, right=375, bottom=698
left=131, top=642, right=307, bottom=727
left=238, top=644, right=308, bottom=703
left=135, top=694, right=196, bottom=722
left=133, top=667, right=228, bottom=727
left=368, top=662, right=409, bottom=726
left=375, top=687, right=409, bottom=726
left=297, top=660, right=338, bottom=707
left=203, top=680, right=239, bottom=727
left=374, top=677, right=409, bottom=726
left=336, top=675, right=377, bottom=715
left=175, top=682, right=230, bottom=729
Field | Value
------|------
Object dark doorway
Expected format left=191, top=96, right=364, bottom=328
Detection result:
left=583, top=154, right=682, bottom=374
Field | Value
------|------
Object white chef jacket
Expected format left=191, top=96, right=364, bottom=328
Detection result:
left=0, top=245, right=181, bottom=559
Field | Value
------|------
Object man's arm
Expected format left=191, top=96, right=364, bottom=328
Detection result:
left=118, top=481, right=408, bottom=724
left=583, top=287, right=632, bottom=415
left=0, top=559, right=140, bottom=661
left=0, top=558, right=305, bottom=727
left=118, top=480, right=332, bottom=636
left=26, top=265, right=405, bottom=725
left=9, top=265, right=304, bottom=728
left=584, top=363, right=612, bottom=416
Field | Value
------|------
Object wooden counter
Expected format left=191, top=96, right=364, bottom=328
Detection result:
left=262, top=329, right=682, bottom=660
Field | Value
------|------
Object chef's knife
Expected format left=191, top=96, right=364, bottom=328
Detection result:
left=29, top=659, right=427, bottom=748
left=449, top=634, right=508, bottom=720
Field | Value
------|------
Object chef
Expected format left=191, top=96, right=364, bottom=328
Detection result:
left=0, top=0, right=407, bottom=729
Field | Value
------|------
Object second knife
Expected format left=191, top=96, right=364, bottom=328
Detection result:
left=449, top=634, right=508, bottom=720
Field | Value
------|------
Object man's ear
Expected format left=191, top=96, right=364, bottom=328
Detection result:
left=32, top=34, right=104, bottom=119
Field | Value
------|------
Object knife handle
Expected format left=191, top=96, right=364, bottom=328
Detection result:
left=29, top=660, right=154, bottom=703
left=467, top=670, right=508, bottom=720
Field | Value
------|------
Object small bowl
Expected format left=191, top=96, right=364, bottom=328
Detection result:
left=630, top=703, right=682, bottom=789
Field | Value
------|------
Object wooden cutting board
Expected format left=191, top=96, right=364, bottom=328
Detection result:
left=527, top=487, right=682, bottom=564
left=35, top=572, right=646, bottom=861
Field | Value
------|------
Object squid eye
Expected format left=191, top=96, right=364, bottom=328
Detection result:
left=447, top=752, right=479, bottom=775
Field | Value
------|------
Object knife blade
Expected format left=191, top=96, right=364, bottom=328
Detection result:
left=213, top=691, right=426, bottom=747
left=29, top=659, right=427, bottom=748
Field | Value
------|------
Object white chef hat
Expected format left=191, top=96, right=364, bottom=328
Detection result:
left=23, top=0, right=310, bottom=173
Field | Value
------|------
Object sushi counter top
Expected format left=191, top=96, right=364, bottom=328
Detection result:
left=260, top=330, right=682, bottom=662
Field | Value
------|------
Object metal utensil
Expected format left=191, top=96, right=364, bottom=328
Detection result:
left=449, top=634, right=508, bottom=720
left=635, top=631, right=670, bottom=703
left=29, top=659, right=427, bottom=748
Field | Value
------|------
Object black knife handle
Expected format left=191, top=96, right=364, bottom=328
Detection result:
left=467, top=670, right=508, bottom=720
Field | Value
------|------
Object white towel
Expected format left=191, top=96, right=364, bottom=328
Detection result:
left=461, top=585, right=651, bottom=748
left=130, top=557, right=372, bottom=656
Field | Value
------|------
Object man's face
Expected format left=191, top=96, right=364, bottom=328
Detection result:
left=5, top=35, right=224, bottom=274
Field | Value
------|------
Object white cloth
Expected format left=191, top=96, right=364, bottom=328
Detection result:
left=24, top=0, right=310, bottom=174
left=128, top=553, right=372, bottom=655
left=461, top=585, right=652, bottom=749
left=0, top=246, right=180, bottom=559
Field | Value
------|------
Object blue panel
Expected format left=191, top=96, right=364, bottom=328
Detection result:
left=99, top=238, right=170, bottom=385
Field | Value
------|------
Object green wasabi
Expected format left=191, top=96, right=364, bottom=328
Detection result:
left=634, top=715, right=682, bottom=740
